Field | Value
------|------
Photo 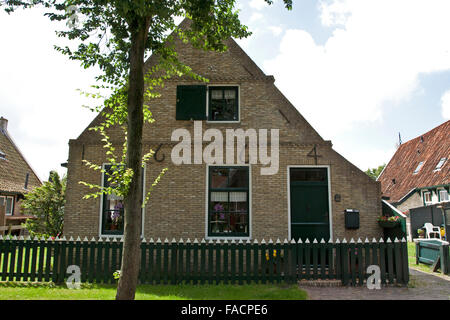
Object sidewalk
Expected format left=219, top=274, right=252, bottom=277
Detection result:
left=300, top=268, right=450, bottom=300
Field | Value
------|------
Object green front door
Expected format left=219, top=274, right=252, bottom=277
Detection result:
left=290, top=168, right=330, bottom=242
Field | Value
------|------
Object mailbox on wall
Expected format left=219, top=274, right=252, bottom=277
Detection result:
left=345, top=209, right=360, bottom=229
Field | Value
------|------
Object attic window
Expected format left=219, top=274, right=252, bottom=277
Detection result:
left=208, top=87, right=239, bottom=122
left=0, top=150, right=5, bottom=160
left=413, top=161, right=424, bottom=174
left=434, top=158, right=446, bottom=171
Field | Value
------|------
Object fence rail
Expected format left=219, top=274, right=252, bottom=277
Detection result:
left=0, top=236, right=409, bottom=286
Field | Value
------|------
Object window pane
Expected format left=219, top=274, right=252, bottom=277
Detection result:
left=103, top=199, right=124, bottom=233
left=414, top=162, right=424, bottom=174
left=211, top=168, right=228, bottom=188
left=290, top=168, right=327, bottom=182
left=211, top=90, right=223, bottom=100
left=209, top=87, right=238, bottom=121
left=440, top=190, right=449, bottom=202
left=228, top=168, right=248, bottom=188
left=224, top=90, right=236, bottom=99
left=0, top=197, right=4, bottom=207
left=229, top=192, right=247, bottom=212
left=6, top=197, right=13, bottom=215
left=435, top=158, right=446, bottom=170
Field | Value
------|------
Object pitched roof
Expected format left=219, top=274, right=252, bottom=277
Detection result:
left=378, top=120, right=450, bottom=203
left=0, top=118, right=42, bottom=194
left=76, top=18, right=324, bottom=144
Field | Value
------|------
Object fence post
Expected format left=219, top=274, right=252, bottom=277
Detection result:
left=252, top=239, right=259, bottom=284
left=208, top=239, right=214, bottom=284
left=171, top=238, right=178, bottom=285
left=275, top=239, right=282, bottom=283
left=185, top=238, right=191, bottom=284
left=341, top=239, right=349, bottom=285
left=140, top=238, right=147, bottom=285
left=334, top=239, right=341, bottom=281
left=238, top=239, right=244, bottom=285
left=290, top=239, right=297, bottom=283
left=320, top=239, right=326, bottom=280
left=357, top=238, right=364, bottom=286
left=304, top=239, right=310, bottom=280
left=386, top=238, right=394, bottom=284
left=401, top=238, right=409, bottom=284
left=379, top=238, right=386, bottom=285
left=394, top=238, right=403, bottom=284
left=246, top=239, right=252, bottom=284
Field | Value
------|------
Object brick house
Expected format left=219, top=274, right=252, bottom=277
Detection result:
left=378, top=120, right=449, bottom=213
left=377, top=120, right=449, bottom=238
left=64, top=23, right=382, bottom=241
left=0, top=116, right=42, bottom=234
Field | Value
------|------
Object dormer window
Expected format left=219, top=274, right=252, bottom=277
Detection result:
left=439, top=189, right=449, bottom=202
left=413, top=161, right=424, bottom=174
left=434, top=157, right=446, bottom=171
left=0, top=149, right=5, bottom=160
left=422, top=190, right=432, bottom=205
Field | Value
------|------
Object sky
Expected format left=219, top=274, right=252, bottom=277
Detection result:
left=1, top=0, right=450, bottom=182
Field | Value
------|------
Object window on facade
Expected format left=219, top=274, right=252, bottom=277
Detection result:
left=435, top=158, right=447, bottom=171
left=208, top=87, right=239, bottom=122
left=208, top=166, right=249, bottom=237
left=423, top=191, right=432, bottom=205
left=439, top=189, right=449, bottom=202
left=0, top=196, right=14, bottom=215
left=100, top=165, right=145, bottom=236
left=414, top=161, right=424, bottom=174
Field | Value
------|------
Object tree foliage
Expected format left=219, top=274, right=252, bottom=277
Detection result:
left=3, top=0, right=293, bottom=299
left=365, top=164, right=386, bottom=180
left=21, top=171, right=65, bottom=238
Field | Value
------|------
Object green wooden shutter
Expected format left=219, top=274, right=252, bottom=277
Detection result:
left=176, top=85, right=207, bottom=120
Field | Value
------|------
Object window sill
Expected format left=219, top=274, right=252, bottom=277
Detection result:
left=205, top=236, right=251, bottom=242
left=206, top=120, right=240, bottom=124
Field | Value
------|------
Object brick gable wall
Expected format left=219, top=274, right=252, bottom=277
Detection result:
left=64, top=35, right=382, bottom=241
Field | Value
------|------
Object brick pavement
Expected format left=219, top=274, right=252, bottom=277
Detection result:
left=300, top=268, right=450, bottom=300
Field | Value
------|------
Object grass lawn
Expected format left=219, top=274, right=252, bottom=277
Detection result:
left=0, top=283, right=308, bottom=300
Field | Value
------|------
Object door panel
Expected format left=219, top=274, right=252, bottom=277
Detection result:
left=290, top=168, right=330, bottom=242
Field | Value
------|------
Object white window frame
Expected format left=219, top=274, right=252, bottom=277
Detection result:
left=434, top=158, right=447, bottom=172
left=422, top=190, right=432, bottom=205
left=0, top=195, right=14, bottom=216
left=413, top=161, right=424, bottom=174
left=438, top=188, right=449, bottom=202
left=98, top=163, right=146, bottom=238
left=206, top=84, right=241, bottom=124
left=205, top=164, right=251, bottom=241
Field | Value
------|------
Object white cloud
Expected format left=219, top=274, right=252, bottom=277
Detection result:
left=249, top=0, right=267, bottom=11
left=264, top=0, right=450, bottom=138
left=441, top=90, right=450, bottom=119
left=268, top=25, right=283, bottom=36
left=249, top=12, right=264, bottom=23
left=0, top=9, right=102, bottom=180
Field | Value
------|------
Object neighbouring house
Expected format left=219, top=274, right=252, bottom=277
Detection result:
left=64, top=20, right=383, bottom=241
left=377, top=120, right=450, bottom=239
left=0, top=116, right=42, bottom=235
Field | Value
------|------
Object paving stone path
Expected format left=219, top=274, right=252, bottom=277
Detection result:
left=300, top=268, right=450, bottom=300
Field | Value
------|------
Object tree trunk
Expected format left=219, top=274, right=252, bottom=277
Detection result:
left=116, top=19, right=149, bottom=300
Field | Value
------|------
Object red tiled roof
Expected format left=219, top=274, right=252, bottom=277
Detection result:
left=378, top=120, right=450, bottom=203
left=0, top=124, right=42, bottom=194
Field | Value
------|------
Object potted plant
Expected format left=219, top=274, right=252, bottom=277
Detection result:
left=377, top=215, right=400, bottom=228
left=417, top=228, right=425, bottom=238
